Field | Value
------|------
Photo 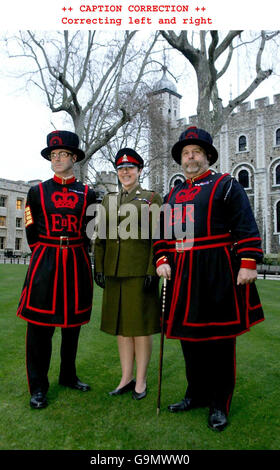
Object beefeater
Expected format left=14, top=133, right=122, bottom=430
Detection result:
left=154, top=126, right=264, bottom=431
left=17, top=130, right=96, bottom=409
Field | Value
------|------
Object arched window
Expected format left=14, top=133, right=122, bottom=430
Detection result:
left=276, top=128, right=280, bottom=146
left=276, top=164, right=280, bottom=185
left=238, top=135, right=247, bottom=152
left=238, top=169, right=250, bottom=188
left=276, top=201, right=280, bottom=233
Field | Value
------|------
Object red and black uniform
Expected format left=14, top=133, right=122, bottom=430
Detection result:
left=17, top=175, right=96, bottom=394
left=154, top=170, right=264, bottom=412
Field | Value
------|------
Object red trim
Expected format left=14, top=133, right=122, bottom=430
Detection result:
left=26, top=246, right=59, bottom=314
left=27, top=244, right=40, bottom=282
left=224, top=246, right=241, bottom=323
left=153, top=232, right=231, bottom=248
left=180, top=247, right=240, bottom=327
left=240, top=259, right=256, bottom=269
left=39, top=242, right=83, bottom=249
left=72, top=247, right=79, bottom=314
left=39, top=183, right=50, bottom=236
left=207, top=173, right=229, bottom=236
left=17, top=316, right=90, bottom=328
left=71, top=247, right=92, bottom=315
left=39, top=234, right=82, bottom=241
left=166, top=252, right=186, bottom=337
left=155, top=240, right=232, bottom=255
left=156, top=257, right=169, bottom=268
left=29, top=242, right=38, bottom=249
left=237, top=247, right=263, bottom=254
left=78, top=184, right=88, bottom=236
left=236, top=237, right=262, bottom=245
left=116, top=155, right=139, bottom=166
left=185, top=169, right=212, bottom=184
left=182, top=250, right=193, bottom=325
left=17, top=286, right=27, bottom=317
left=62, top=248, right=68, bottom=326
left=53, top=174, right=76, bottom=185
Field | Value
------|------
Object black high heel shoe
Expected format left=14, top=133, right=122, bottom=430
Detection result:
left=109, top=379, right=136, bottom=396
left=132, top=387, right=147, bottom=400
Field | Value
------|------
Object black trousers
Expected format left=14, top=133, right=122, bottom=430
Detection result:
left=26, top=322, right=81, bottom=395
left=180, top=338, right=236, bottom=414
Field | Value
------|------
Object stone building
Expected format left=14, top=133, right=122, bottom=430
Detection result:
left=0, top=179, right=40, bottom=255
left=148, top=69, right=280, bottom=255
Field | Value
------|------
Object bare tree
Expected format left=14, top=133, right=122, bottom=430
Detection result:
left=160, top=30, right=280, bottom=135
left=5, top=30, right=160, bottom=181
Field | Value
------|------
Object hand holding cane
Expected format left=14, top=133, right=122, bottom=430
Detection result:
left=157, top=277, right=167, bottom=415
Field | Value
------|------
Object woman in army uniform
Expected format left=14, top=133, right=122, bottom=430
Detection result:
left=94, top=148, right=162, bottom=400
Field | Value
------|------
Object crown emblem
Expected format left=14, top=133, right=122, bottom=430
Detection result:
left=51, top=187, right=79, bottom=209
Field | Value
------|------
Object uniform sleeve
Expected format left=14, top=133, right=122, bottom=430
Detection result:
left=153, top=192, right=172, bottom=268
left=24, top=186, right=39, bottom=251
left=224, top=178, right=263, bottom=264
left=146, top=192, right=163, bottom=275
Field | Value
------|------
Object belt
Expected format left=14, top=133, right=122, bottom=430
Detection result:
left=38, top=235, right=84, bottom=249
left=165, top=234, right=233, bottom=253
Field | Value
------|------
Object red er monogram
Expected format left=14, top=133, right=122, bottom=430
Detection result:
left=51, top=214, right=79, bottom=232
left=169, top=205, right=194, bottom=226
left=51, top=188, right=79, bottom=232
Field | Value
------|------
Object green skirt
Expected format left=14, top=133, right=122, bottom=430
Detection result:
left=101, top=277, right=161, bottom=336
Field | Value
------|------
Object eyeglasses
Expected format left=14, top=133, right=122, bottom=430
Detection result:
left=50, top=151, right=73, bottom=160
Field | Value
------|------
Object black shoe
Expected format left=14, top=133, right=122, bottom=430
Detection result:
left=168, top=397, right=204, bottom=413
left=30, top=392, right=48, bottom=409
left=132, top=388, right=147, bottom=401
left=109, top=379, right=136, bottom=396
left=208, top=408, right=228, bottom=432
left=59, top=378, right=91, bottom=392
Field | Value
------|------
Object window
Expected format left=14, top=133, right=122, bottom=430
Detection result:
left=16, top=218, right=22, bottom=228
left=238, top=169, right=250, bottom=188
left=276, top=164, right=280, bottom=185
left=16, top=199, right=23, bottom=210
left=276, top=128, right=280, bottom=146
left=0, top=216, right=6, bottom=227
left=15, top=238, right=21, bottom=251
left=276, top=201, right=280, bottom=233
left=0, top=196, right=7, bottom=207
left=0, top=237, right=5, bottom=249
left=238, top=135, right=247, bottom=152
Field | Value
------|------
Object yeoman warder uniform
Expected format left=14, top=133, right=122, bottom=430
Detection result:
left=154, top=127, right=264, bottom=430
left=17, top=130, right=96, bottom=408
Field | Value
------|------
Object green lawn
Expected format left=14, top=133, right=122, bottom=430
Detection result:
left=0, top=264, right=279, bottom=451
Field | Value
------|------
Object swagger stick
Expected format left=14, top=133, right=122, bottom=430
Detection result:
left=157, top=277, right=167, bottom=415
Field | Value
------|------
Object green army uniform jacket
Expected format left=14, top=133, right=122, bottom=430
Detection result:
left=94, top=184, right=162, bottom=277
